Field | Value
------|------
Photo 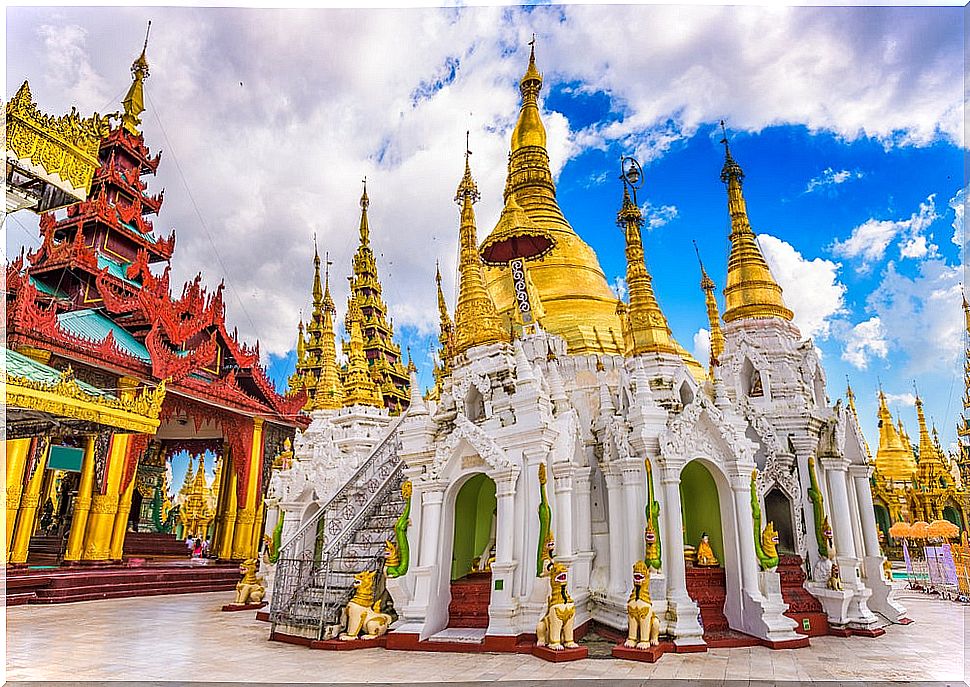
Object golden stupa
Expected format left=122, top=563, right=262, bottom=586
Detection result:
left=480, top=45, right=626, bottom=355
left=481, top=45, right=704, bottom=381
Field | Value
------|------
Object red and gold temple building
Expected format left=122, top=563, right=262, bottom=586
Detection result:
left=5, top=35, right=307, bottom=570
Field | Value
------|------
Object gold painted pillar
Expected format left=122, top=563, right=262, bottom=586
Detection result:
left=82, top=434, right=129, bottom=561
left=9, top=439, right=48, bottom=565
left=231, top=418, right=264, bottom=560
left=110, top=472, right=138, bottom=561
left=5, top=438, right=33, bottom=553
left=249, top=501, right=265, bottom=558
left=215, top=466, right=238, bottom=559
left=63, top=436, right=98, bottom=563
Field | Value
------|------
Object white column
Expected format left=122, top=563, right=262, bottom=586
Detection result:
left=850, top=466, right=880, bottom=558
left=620, top=462, right=645, bottom=572
left=496, top=479, right=516, bottom=565
left=419, top=488, right=444, bottom=566
left=573, top=467, right=593, bottom=554
left=825, top=460, right=858, bottom=567
left=604, top=470, right=626, bottom=596
left=552, top=463, right=575, bottom=559
left=660, top=463, right=705, bottom=645
left=729, top=471, right=762, bottom=599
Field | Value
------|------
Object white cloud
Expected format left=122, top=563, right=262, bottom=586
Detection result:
left=865, top=257, right=963, bottom=375
left=831, top=194, right=939, bottom=271
left=611, top=276, right=627, bottom=301
left=6, top=5, right=963, bottom=360
left=692, top=328, right=711, bottom=368
left=884, top=392, right=916, bottom=407
left=950, top=186, right=966, bottom=249
left=641, top=201, right=679, bottom=230
left=757, top=234, right=846, bottom=340
left=842, top=316, right=888, bottom=369
left=805, top=167, right=863, bottom=194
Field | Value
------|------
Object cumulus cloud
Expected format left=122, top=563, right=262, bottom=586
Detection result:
left=842, top=316, right=889, bottom=369
left=6, top=5, right=963, bottom=362
left=805, top=167, right=864, bottom=194
left=692, top=328, right=711, bottom=368
left=757, top=234, right=847, bottom=340
left=884, top=392, right=917, bottom=407
left=864, top=257, right=963, bottom=375
left=831, top=194, right=939, bottom=271
left=642, top=201, right=679, bottom=230
left=611, top=276, right=627, bottom=300
left=950, top=186, right=966, bottom=249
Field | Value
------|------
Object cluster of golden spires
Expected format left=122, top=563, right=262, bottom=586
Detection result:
left=176, top=453, right=220, bottom=538
left=292, top=185, right=412, bottom=413
left=292, top=41, right=806, bottom=404
left=874, top=389, right=918, bottom=482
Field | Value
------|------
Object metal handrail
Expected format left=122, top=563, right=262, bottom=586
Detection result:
left=278, top=412, right=408, bottom=553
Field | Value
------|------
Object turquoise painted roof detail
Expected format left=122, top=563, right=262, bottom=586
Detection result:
left=121, top=221, right=157, bottom=244
left=57, top=310, right=151, bottom=363
left=97, top=255, right=142, bottom=288
left=4, top=347, right=115, bottom=398
left=29, top=276, right=69, bottom=299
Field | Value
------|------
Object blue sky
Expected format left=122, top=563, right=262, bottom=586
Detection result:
left=7, top=5, right=965, bottom=460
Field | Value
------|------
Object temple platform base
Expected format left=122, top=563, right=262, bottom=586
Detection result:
left=531, top=644, right=588, bottom=662
left=221, top=601, right=267, bottom=612
left=310, top=636, right=388, bottom=650
left=611, top=641, right=671, bottom=662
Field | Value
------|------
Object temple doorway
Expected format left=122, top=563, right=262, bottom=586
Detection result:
left=447, top=472, right=496, bottom=630
left=680, top=459, right=738, bottom=641
left=943, top=504, right=964, bottom=531
left=451, top=473, right=497, bottom=580
left=764, top=488, right=795, bottom=554
left=873, top=502, right=892, bottom=543
left=680, top=461, right=723, bottom=565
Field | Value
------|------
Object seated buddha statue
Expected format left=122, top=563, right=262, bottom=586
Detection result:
left=695, top=533, right=719, bottom=567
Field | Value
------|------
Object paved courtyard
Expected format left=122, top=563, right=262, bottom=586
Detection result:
left=5, top=586, right=968, bottom=684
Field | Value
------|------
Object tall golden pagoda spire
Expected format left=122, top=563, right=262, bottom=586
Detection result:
left=121, top=21, right=151, bottom=135
left=915, top=392, right=950, bottom=487
left=481, top=39, right=625, bottom=355
left=616, top=184, right=678, bottom=358
left=342, top=298, right=383, bottom=407
left=453, top=142, right=507, bottom=355
left=694, top=241, right=725, bottom=373
left=874, top=389, right=916, bottom=482
left=345, top=180, right=410, bottom=412
left=845, top=378, right=871, bottom=459
left=718, top=122, right=794, bottom=324
left=430, top=261, right=455, bottom=400
left=312, top=256, right=343, bottom=411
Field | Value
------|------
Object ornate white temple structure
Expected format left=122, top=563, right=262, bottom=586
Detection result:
left=266, top=45, right=904, bottom=656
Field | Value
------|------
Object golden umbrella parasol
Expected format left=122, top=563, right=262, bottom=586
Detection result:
left=909, top=521, right=930, bottom=540
left=926, top=519, right=960, bottom=540
left=889, top=521, right=912, bottom=539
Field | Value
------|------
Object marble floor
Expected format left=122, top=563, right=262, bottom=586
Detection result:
left=5, top=587, right=967, bottom=683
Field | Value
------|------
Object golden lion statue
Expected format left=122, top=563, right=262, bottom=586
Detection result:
left=339, top=570, right=393, bottom=641
left=624, top=561, right=660, bottom=649
left=536, top=561, right=579, bottom=651
left=234, top=558, right=266, bottom=605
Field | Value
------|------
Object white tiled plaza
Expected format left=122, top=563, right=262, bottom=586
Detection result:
left=6, top=587, right=967, bottom=683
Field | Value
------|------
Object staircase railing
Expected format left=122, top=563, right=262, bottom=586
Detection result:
left=269, top=413, right=406, bottom=631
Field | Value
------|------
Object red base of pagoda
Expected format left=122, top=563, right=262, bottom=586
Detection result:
left=256, top=610, right=271, bottom=622
left=611, top=641, right=671, bottom=662
left=310, top=636, right=387, bottom=650
left=531, top=644, right=588, bottom=662
left=221, top=601, right=266, bottom=612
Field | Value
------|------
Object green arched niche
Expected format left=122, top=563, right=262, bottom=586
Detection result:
left=451, top=473, right=497, bottom=580
left=680, top=460, right=724, bottom=565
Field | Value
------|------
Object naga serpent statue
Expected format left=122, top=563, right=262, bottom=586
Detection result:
left=751, top=470, right=780, bottom=571
left=807, top=457, right=829, bottom=559
left=384, top=480, right=412, bottom=578
left=643, top=457, right=662, bottom=570
left=536, top=463, right=552, bottom=577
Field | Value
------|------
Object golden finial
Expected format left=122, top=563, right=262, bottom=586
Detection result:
left=455, top=131, right=480, bottom=205
left=693, top=240, right=724, bottom=372
left=718, top=122, right=793, bottom=324
left=616, top=160, right=677, bottom=358
left=453, top=139, right=507, bottom=354
left=406, top=346, right=417, bottom=375
left=121, top=20, right=152, bottom=134
left=311, top=235, right=323, bottom=306
left=358, top=178, right=370, bottom=245
left=342, top=297, right=382, bottom=408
